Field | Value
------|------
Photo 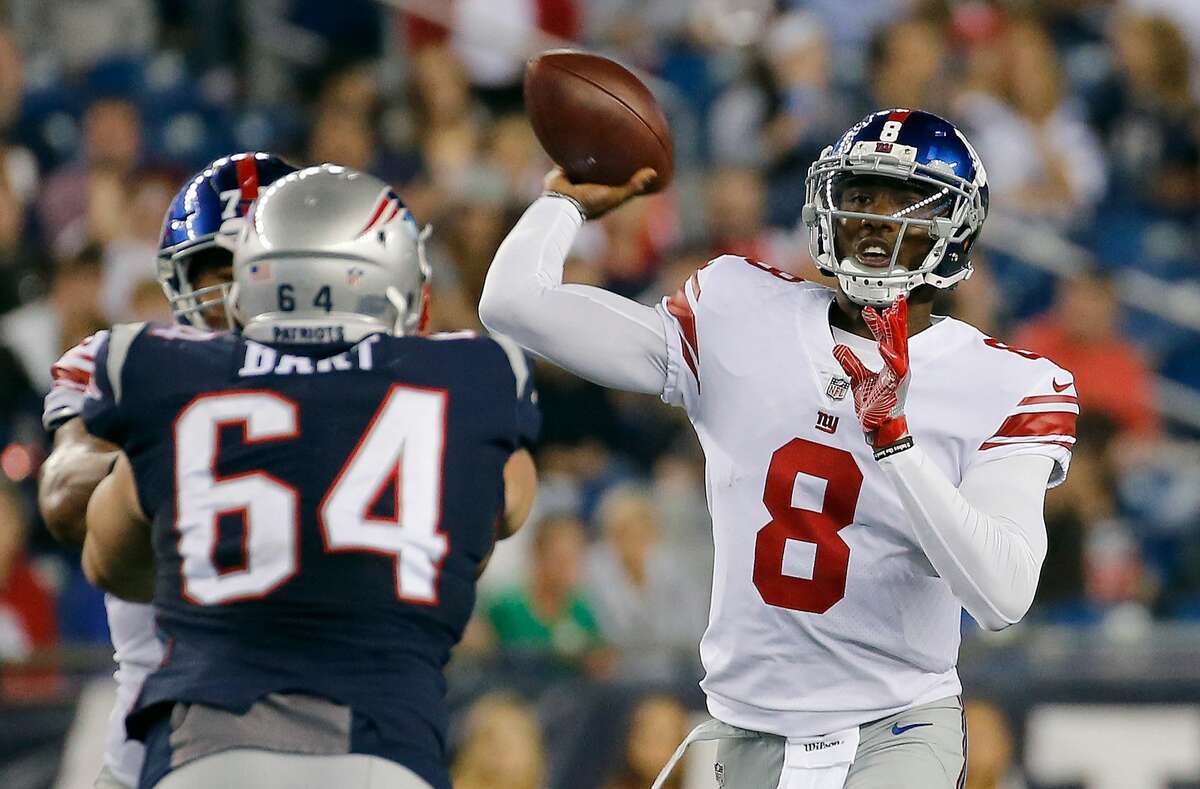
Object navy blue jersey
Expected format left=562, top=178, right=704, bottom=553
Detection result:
left=82, top=322, right=538, bottom=789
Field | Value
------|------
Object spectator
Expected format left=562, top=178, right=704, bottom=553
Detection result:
left=1037, top=414, right=1118, bottom=619
left=1014, top=269, right=1159, bottom=438
left=585, top=486, right=705, bottom=680
left=450, top=0, right=581, bottom=112
left=126, top=278, right=171, bottom=324
left=307, top=107, right=378, bottom=173
left=0, top=244, right=106, bottom=392
left=1094, top=13, right=1200, bottom=216
left=0, top=342, right=39, bottom=448
left=0, top=479, right=58, bottom=699
left=13, top=0, right=157, bottom=74
left=37, top=98, right=144, bottom=251
left=486, top=113, right=547, bottom=203
left=409, top=45, right=478, bottom=135
left=0, top=159, right=41, bottom=315
left=450, top=692, right=546, bottom=789
left=705, top=167, right=801, bottom=272
left=963, top=699, right=1027, bottom=789
left=0, top=28, right=38, bottom=226
left=590, top=196, right=669, bottom=297
left=957, top=16, right=1107, bottom=225
left=604, top=694, right=691, bottom=789
left=485, top=514, right=608, bottom=673
left=432, top=177, right=514, bottom=307
left=316, top=61, right=381, bottom=121
left=583, top=0, right=693, bottom=63
left=709, top=9, right=848, bottom=202
left=866, top=15, right=949, bottom=116
left=100, top=168, right=176, bottom=321
left=0, top=27, right=22, bottom=134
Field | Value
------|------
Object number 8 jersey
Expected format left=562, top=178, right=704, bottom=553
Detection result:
left=658, top=255, right=1074, bottom=737
left=81, top=322, right=539, bottom=789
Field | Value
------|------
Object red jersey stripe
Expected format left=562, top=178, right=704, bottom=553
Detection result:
left=990, top=411, right=1077, bottom=440
left=667, top=286, right=699, bottom=358
left=980, top=439, right=1075, bottom=451
left=742, top=257, right=802, bottom=282
left=666, top=285, right=700, bottom=386
left=1018, top=395, right=1078, bottom=406
left=689, top=269, right=702, bottom=301
left=678, top=332, right=699, bottom=382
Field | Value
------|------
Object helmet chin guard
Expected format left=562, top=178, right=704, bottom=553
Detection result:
left=802, top=109, right=989, bottom=307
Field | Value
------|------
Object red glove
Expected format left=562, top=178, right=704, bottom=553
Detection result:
left=832, top=296, right=912, bottom=458
left=43, top=331, right=108, bottom=431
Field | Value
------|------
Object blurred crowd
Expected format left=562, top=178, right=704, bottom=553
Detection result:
left=0, top=0, right=1199, bottom=785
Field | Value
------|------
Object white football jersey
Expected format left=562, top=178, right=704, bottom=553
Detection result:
left=103, top=597, right=161, bottom=787
left=657, top=255, right=1074, bottom=737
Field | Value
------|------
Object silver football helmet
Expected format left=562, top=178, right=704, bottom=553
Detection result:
left=230, top=164, right=431, bottom=344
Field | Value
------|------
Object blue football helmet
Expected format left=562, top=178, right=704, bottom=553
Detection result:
left=157, top=152, right=298, bottom=328
left=802, top=109, right=989, bottom=307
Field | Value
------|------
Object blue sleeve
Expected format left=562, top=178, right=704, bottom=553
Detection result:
left=80, top=333, right=127, bottom=446
left=79, top=322, right=150, bottom=448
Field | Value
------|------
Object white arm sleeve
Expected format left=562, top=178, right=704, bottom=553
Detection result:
left=479, top=196, right=670, bottom=395
left=879, top=445, right=1053, bottom=631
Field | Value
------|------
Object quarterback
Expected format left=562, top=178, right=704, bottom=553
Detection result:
left=479, top=110, right=1076, bottom=788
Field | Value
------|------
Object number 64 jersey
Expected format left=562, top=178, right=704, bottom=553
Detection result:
left=659, top=256, right=1074, bottom=738
left=81, top=323, right=539, bottom=789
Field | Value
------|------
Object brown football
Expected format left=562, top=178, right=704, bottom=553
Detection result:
left=524, top=50, right=674, bottom=192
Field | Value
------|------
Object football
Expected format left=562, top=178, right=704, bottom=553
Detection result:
left=524, top=50, right=674, bottom=192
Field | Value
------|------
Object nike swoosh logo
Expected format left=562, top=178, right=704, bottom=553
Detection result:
left=1052, top=379, right=1072, bottom=393
left=891, top=722, right=934, bottom=736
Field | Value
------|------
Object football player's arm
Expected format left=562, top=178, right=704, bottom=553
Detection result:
left=38, top=418, right=120, bottom=546
left=500, top=448, right=537, bottom=539
left=879, top=447, right=1052, bottom=631
left=39, top=331, right=121, bottom=545
left=479, top=188, right=670, bottom=395
left=82, top=453, right=154, bottom=603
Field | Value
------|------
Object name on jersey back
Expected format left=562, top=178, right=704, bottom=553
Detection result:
left=237, top=335, right=379, bottom=377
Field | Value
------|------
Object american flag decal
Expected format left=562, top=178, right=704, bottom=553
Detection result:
left=248, top=262, right=272, bottom=281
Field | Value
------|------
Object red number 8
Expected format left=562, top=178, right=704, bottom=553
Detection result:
left=752, top=439, right=863, bottom=614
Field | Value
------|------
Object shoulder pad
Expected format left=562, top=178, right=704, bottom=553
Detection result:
left=105, top=322, right=148, bottom=405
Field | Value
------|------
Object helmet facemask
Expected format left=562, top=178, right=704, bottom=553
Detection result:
left=156, top=217, right=252, bottom=330
left=803, top=144, right=986, bottom=307
left=156, top=242, right=240, bottom=331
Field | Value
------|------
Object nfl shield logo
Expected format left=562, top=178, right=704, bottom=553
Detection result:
left=347, top=267, right=365, bottom=287
left=826, top=376, right=850, bottom=401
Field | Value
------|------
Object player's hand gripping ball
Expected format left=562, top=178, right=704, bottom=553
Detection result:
left=524, top=50, right=673, bottom=195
